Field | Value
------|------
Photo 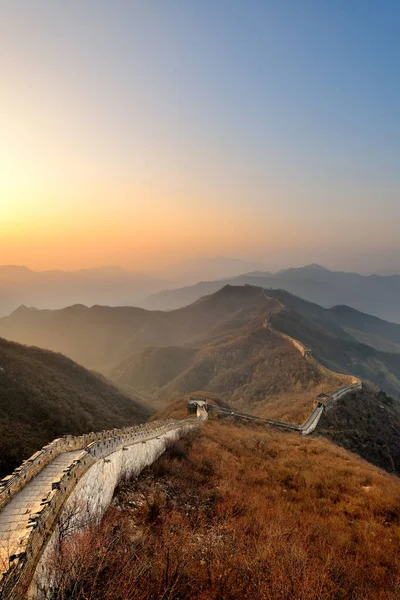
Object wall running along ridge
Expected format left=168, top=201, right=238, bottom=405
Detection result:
left=266, top=293, right=362, bottom=430
left=0, top=291, right=363, bottom=597
left=210, top=292, right=362, bottom=435
left=0, top=410, right=206, bottom=600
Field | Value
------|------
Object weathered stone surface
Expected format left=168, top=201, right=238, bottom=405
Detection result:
left=0, top=415, right=205, bottom=599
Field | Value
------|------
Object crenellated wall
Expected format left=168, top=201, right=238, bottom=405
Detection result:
left=0, top=414, right=205, bottom=600
left=0, top=420, right=174, bottom=513
left=29, top=424, right=196, bottom=599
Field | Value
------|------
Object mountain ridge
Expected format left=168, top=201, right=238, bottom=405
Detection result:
left=1, top=284, right=400, bottom=407
left=0, top=336, right=150, bottom=478
left=145, top=265, right=400, bottom=322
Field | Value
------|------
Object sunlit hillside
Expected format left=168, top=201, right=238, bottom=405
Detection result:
left=112, top=320, right=344, bottom=424
left=0, top=285, right=278, bottom=370
left=46, top=416, right=400, bottom=599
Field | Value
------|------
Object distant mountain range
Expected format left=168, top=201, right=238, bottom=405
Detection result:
left=0, top=258, right=269, bottom=317
left=0, top=285, right=272, bottom=371
left=112, top=286, right=400, bottom=406
left=1, top=284, right=400, bottom=402
left=145, top=264, right=400, bottom=323
left=0, top=265, right=168, bottom=317
left=3, top=262, right=400, bottom=323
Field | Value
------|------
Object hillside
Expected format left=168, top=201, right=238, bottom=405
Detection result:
left=48, top=416, right=400, bottom=599
left=330, top=304, right=400, bottom=352
left=0, top=337, right=150, bottom=478
left=2, top=283, right=400, bottom=413
left=145, top=264, right=400, bottom=322
left=318, top=385, right=400, bottom=475
left=0, top=285, right=277, bottom=370
left=268, top=297, right=400, bottom=399
left=112, top=321, right=345, bottom=423
left=268, top=288, right=400, bottom=353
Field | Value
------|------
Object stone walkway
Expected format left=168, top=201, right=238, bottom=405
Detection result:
left=0, top=449, right=86, bottom=573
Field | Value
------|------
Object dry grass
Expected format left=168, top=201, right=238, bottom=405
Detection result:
left=118, top=325, right=346, bottom=425
left=47, top=420, right=400, bottom=599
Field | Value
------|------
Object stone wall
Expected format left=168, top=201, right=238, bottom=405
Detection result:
left=0, top=421, right=174, bottom=512
left=29, top=425, right=196, bottom=599
left=267, top=317, right=361, bottom=391
left=0, top=417, right=202, bottom=600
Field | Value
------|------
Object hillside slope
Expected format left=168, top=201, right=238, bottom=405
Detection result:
left=112, top=320, right=346, bottom=423
left=0, top=337, right=150, bottom=478
left=49, top=417, right=400, bottom=599
left=268, top=288, right=400, bottom=353
left=330, top=304, right=400, bottom=352
left=269, top=301, right=400, bottom=399
left=0, top=286, right=277, bottom=370
left=318, top=386, right=400, bottom=475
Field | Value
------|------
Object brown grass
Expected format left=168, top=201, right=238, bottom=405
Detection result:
left=117, top=324, right=346, bottom=425
left=47, top=420, right=400, bottom=599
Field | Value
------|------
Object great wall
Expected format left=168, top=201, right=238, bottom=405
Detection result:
left=0, top=407, right=208, bottom=599
left=0, top=291, right=363, bottom=599
left=259, top=293, right=362, bottom=433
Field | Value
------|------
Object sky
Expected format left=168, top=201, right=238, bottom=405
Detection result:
left=1, top=1, right=399, bottom=273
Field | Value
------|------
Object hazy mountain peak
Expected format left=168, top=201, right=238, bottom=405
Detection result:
left=0, top=265, right=35, bottom=282
left=302, top=263, right=330, bottom=271
left=0, top=265, right=33, bottom=272
left=276, top=263, right=330, bottom=276
left=330, top=304, right=363, bottom=314
left=62, top=304, right=89, bottom=313
left=13, top=304, right=35, bottom=314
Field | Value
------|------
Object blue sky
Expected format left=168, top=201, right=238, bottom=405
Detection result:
left=1, top=1, right=399, bottom=272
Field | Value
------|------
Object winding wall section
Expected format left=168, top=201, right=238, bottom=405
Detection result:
left=210, top=291, right=362, bottom=434
left=0, top=409, right=207, bottom=599
left=0, top=290, right=363, bottom=597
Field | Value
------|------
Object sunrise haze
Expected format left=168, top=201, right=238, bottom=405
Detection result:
left=1, top=1, right=399, bottom=272
left=3, top=5, right=400, bottom=598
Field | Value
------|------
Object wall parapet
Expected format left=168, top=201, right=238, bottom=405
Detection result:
left=0, top=419, right=174, bottom=512
left=0, top=416, right=202, bottom=599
